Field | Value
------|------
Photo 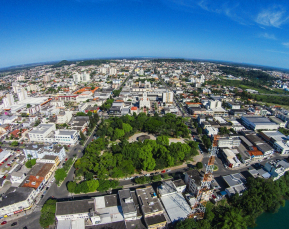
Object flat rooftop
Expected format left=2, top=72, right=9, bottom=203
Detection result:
left=161, top=193, right=192, bottom=224
left=56, top=199, right=94, bottom=215
left=223, top=173, right=246, bottom=187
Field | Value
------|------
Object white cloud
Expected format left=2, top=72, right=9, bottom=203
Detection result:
left=164, top=0, right=289, bottom=28
left=256, top=7, right=289, bottom=27
left=260, top=33, right=277, bottom=40
left=282, top=42, right=289, bottom=48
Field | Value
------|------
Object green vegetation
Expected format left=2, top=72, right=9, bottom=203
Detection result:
left=10, top=141, right=18, bottom=147
left=196, top=162, right=203, bottom=170
left=97, top=179, right=119, bottom=192
left=67, top=179, right=99, bottom=194
left=34, top=119, right=41, bottom=126
left=207, top=79, right=284, bottom=95
left=278, top=128, right=289, bottom=136
left=113, top=89, right=121, bottom=97
left=152, top=174, right=162, bottom=182
left=76, top=112, right=87, bottom=116
left=53, top=60, right=76, bottom=68
left=26, top=104, right=31, bottom=108
left=79, top=131, right=86, bottom=145
left=73, top=114, right=199, bottom=184
left=174, top=173, right=289, bottom=229
left=21, top=113, right=29, bottom=117
left=202, top=135, right=212, bottom=149
left=153, top=58, right=188, bottom=63
left=25, top=158, right=36, bottom=168
left=219, top=127, right=230, bottom=135
left=54, top=159, right=74, bottom=185
left=39, top=199, right=57, bottom=228
left=235, top=91, right=289, bottom=106
left=219, top=66, right=274, bottom=85
left=100, top=99, right=114, bottom=111
left=77, top=59, right=114, bottom=66
left=135, top=176, right=151, bottom=184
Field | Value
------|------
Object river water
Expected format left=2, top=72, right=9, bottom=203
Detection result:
left=252, top=200, right=289, bottom=229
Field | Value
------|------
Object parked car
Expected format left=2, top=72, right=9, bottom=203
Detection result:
left=161, top=170, right=166, bottom=173
left=166, top=169, right=171, bottom=172
left=1, top=221, right=7, bottom=225
left=11, top=222, right=17, bottom=226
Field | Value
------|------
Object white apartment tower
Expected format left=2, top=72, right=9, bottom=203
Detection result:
left=3, top=94, right=15, bottom=108
left=162, top=91, right=174, bottom=103
left=17, top=88, right=28, bottom=102
left=73, top=72, right=91, bottom=83
left=43, top=75, right=51, bottom=82
left=109, top=68, right=117, bottom=75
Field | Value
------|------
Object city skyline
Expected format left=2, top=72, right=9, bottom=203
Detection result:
left=1, top=0, right=289, bottom=69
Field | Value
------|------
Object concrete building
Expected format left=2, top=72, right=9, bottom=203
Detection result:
left=241, top=116, right=279, bottom=130
left=157, top=181, right=191, bottom=224
left=43, top=75, right=51, bottom=82
left=56, top=110, right=73, bottom=124
left=23, top=144, right=65, bottom=161
left=0, top=187, right=36, bottom=217
left=218, top=137, right=241, bottom=148
left=73, top=72, right=90, bottom=83
left=135, top=187, right=167, bottom=229
left=162, top=91, right=173, bottom=103
left=264, top=160, right=289, bottom=181
left=3, top=94, right=15, bottom=108
left=139, top=92, right=150, bottom=109
left=222, top=173, right=246, bottom=197
left=184, top=170, right=203, bottom=196
left=260, top=131, right=289, bottom=154
left=118, top=189, right=137, bottom=221
left=17, top=88, right=28, bottom=102
left=222, top=149, right=241, bottom=168
left=28, top=124, right=56, bottom=142
left=28, top=123, right=78, bottom=145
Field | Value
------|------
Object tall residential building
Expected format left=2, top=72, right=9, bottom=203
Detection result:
left=43, top=75, right=51, bottom=82
left=100, top=67, right=107, bottom=74
left=73, top=72, right=91, bottom=83
left=109, top=68, right=117, bottom=75
left=162, top=91, right=174, bottom=103
left=12, top=82, right=21, bottom=93
left=16, top=75, right=25, bottom=81
left=3, top=94, right=15, bottom=108
left=17, top=88, right=28, bottom=102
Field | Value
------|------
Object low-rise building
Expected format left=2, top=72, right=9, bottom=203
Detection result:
left=222, top=173, right=246, bottom=197
left=222, top=149, right=241, bottom=168
left=23, top=144, right=65, bottom=161
left=264, top=160, right=289, bottom=181
left=241, top=116, right=279, bottom=130
left=135, top=187, right=167, bottom=229
left=0, top=187, right=36, bottom=217
left=184, top=170, right=203, bottom=196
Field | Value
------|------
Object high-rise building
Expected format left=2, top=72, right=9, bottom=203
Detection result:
left=73, top=72, right=91, bottom=83
left=109, top=68, right=117, bottom=75
left=162, top=91, right=174, bottom=103
left=16, top=75, right=25, bottom=81
left=3, top=94, right=15, bottom=108
left=17, top=88, right=28, bottom=102
left=43, top=75, right=51, bottom=82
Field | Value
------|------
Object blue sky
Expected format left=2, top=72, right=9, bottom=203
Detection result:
left=1, top=0, right=289, bottom=69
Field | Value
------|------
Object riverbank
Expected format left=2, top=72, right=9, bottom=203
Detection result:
left=251, top=200, right=289, bottom=229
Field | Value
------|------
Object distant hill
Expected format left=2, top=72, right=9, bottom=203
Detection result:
left=77, top=59, right=115, bottom=66
left=52, top=60, right=76, bottom=68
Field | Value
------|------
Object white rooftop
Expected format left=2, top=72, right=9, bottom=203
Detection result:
left=161, top=193, right=192, bottom=224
